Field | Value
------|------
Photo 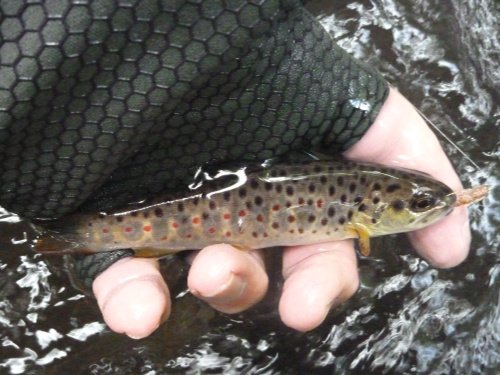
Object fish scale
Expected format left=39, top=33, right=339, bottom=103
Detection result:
left=33, top=160, right=457, bottom=257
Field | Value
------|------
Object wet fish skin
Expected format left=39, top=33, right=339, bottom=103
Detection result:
left=34, top=160, right=456, bottom=257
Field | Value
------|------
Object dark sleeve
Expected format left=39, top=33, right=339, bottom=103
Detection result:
left=0, top=0, right=388, bottom=290
left=0, top=0, right=387, bottom=219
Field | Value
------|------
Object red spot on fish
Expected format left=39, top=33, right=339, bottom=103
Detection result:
left=223, top=213, right=231, bottom=220
left=192, top=217, right=200, bottom=224
left=239, top=210, right=247, bottom=217
left=161, top=235, right=168, bottom=240
left=143, top=225, right=152, bottom=232
left=172, top=222, right=179, bottom=229
left=289, top=229, right=295, bottom=233
left=208, top=227, right=216, bottom=234
left=288, top=215, right=295, bottom=223
left=298, top=197, right=305, bottom=205
left=225, top=231, right=231, bottom=237
left=124, top=227, right=133, bottom=233
left=256, top=214, right=264, bottom=222
left=263, top=232, right=268, bottom=237
left=272, top=204, right=280, bottom=211
left=186, top=233, right=192, bottom=238
left=316, top=199, right=323, bottom=208
left=102, top=228, right=109, bottom=234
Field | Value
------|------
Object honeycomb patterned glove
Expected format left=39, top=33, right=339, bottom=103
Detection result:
left=0, top=1, right=388, bottom=289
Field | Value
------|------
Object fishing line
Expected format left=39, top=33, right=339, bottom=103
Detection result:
left=413, top=106, right=481, bottom=170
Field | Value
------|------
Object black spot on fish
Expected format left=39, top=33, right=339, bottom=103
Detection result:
left=320, top=175, right=327, bottom=184
left=386, top=183, right=401, bottom=193
left=337, top=176, right=344, bottom=186
left=358, top=203, right=367, bottom=212
left=373, top=197, right=380, bottom=204
left=392, top=199, right=405, bottom=211
left=246, top=201, right=252, bottom=209
left=223, top=191, right=231, bottom=201
left=143, top=211, right=149, bottom=218
left=276, top=184, right=283, bottom=193
left=209, top=201, right=216, bottom=210
left=131, top=211, right=138, bottom=217
left=308, top=184, right=316, bottom=193
left=308, top=215, right=316, bottom=223
left=341, top=194, right=347, bottom=203
left=372, top=218, right=377, bottom=224
left=286, top=186, right=294, bottom=196
left=239, top=188, right=247, bottom=198
left=250, top=179, right=259, bottom=189
left=202, top=212, right=209, bottom=220
left=360, top=175, right=367, bottom=185
left=321, top=218, right=328, bottom=226
left=193, top=197, right=200, bottom=206
left=349, top=183, right=357, bottom=193
left=307, top=199, right=314, bottom=206
left=178, top=203, right=185, bottom=212
left=265, top=182, right=273, bottom=191
left=347, top=210, right=353, bottom=220
left=354, top=196, right=363, bottom=204
left=329, top=186, right=336, bottom=196
left=254, top=196, right=263, bottom=206
left=154, top=208, right=163, bottom=217
left=116, top=216, right=123, bottom=222
left=339, top=217, right=346, bottom=224
left=373, top=183, right=381, bottom=191
left=328, top=206, right=336, bottom=217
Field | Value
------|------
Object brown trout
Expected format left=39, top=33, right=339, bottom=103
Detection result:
left=33, top=160, right=469, bottom=257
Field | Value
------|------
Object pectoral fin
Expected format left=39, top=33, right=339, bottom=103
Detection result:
left=345, top=223, right=372, bottom=256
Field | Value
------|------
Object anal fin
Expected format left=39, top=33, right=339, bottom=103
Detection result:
left=133, top=247, right=180, bottom=258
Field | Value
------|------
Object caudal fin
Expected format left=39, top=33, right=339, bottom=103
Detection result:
left=33, top=233, right=92, bottom=254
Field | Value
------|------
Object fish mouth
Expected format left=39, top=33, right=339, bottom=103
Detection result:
left=445, top=192, right=458, bottom=207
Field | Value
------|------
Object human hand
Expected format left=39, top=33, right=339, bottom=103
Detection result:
left=92, top=87, right=470, bottom=338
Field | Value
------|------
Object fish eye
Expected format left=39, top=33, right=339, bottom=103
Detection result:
left=410, top=191, right=437, bottom=212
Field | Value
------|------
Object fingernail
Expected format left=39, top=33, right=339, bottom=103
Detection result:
left=190, top=271, right=247, bottom=304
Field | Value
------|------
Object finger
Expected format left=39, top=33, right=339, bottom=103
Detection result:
left=93, top=257, right=170, bottom=339
left=279, top=240, right=359, bottom=332
left=188, top=244, right=268, bottom=314
left=344, top=87, right=470, bottom=267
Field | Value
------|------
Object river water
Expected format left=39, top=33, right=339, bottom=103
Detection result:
left=1, top=0, right=498, bottom=373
